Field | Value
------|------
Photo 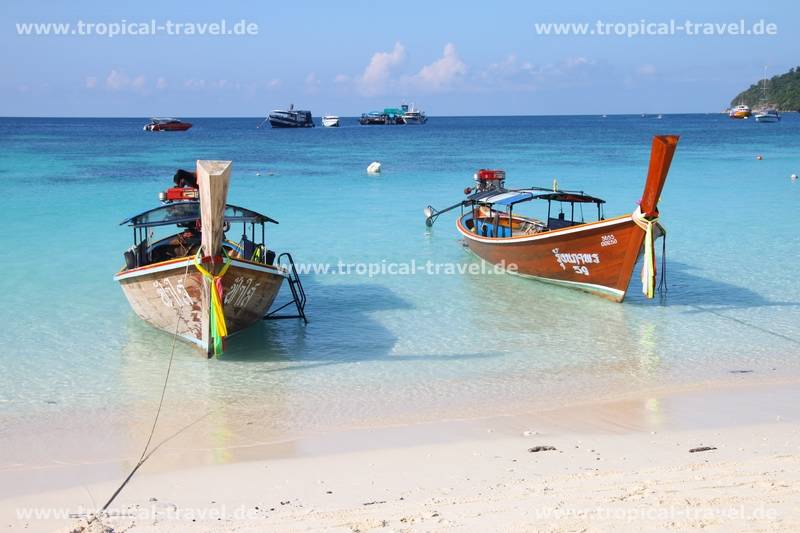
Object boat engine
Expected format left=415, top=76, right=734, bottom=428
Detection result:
left=159, top=187, right=199, bottom=203
left=474, top=169, right=506, bottom=192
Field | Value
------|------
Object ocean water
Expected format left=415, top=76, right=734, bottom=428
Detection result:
left=1, top=115, right=799, bottom=458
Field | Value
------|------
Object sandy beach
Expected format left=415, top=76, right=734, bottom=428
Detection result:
left=2, top=380, right=798, bottom=532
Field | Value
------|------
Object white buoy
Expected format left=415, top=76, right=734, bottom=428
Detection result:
left=367, top=161, right=381, bottom=174
left=792, top=174, right=798, bottom=182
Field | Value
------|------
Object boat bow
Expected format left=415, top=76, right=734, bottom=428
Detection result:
left=635, top=135, right=679, bottom=298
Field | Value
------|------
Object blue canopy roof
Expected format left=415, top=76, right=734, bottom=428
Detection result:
left=489, top=191, right=536, bottom=206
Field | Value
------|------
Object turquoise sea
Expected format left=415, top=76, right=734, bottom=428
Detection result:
left=1, top=115, right=799, bottom=464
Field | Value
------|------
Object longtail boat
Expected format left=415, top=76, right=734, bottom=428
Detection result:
left=115, top=160, right=306, bottom=357
left=424, top=135, right=679, bottom=302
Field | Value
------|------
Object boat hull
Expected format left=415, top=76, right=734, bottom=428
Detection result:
left=457, top=214, right=647, bottom=302
left=322, top=117, right=340, bottom=127
left=402, top=114, right=427, bottom=124
left=145, top=122, right=192, bottom=131
left=268, top=118, right=314, bottom=128
left=755, top=114, right=780, bottom=123
left=114, top=256, right=287, bottom=352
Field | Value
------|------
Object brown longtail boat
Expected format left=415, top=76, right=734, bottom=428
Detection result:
left=114, top=160, right=306, bottom=357
left=424, top=135, right=679, bottom=302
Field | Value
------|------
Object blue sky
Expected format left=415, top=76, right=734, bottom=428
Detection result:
left=2, top=0, right=797, bottom=116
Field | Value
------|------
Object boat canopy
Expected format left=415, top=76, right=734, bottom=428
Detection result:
left=120, top=201, right=278, bottom=228
left=533, top=192, right=605, bottom=204
left=474, top=189, right=605, bottom=207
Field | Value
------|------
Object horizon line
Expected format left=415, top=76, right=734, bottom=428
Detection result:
left=0, top=111, right=744, bottom=119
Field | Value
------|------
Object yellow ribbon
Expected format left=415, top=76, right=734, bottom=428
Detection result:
left=632, top=206, right=661, bottom=299
left=193, top=249, right=232, bottom=355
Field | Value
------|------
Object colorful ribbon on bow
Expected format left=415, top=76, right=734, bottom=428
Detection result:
left=632, top=206, right=662, bottom=299
left=193, top=248, right=232, bottom=356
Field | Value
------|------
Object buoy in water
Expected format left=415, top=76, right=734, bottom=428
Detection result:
left=756, top=155, right=763, bottom=160
left=791, top=174, right=798, bottom=182
left=367, top=161, right=381, bottom=174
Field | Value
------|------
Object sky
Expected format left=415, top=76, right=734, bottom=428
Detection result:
left=2, top=0, right=798, bottom=116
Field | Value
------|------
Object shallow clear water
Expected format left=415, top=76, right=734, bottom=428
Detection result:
left=1, top=115, right=799, bottom=442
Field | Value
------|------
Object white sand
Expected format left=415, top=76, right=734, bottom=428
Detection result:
left=2, top=383, right=799, bottom=532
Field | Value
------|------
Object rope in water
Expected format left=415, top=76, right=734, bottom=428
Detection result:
left=632, top=206, right=662, bottom=299
left=193, top=248, right=232, bottom=357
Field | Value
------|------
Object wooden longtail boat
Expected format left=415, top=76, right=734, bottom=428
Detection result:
left=424, top=135, right=679, bottom=302
left=115, top=160, right=306, bottom=357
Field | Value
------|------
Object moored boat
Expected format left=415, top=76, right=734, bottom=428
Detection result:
left=115, top=161, right=306, bottom=357
left=359, top=111, right=387, bottom=125
left=322, top=115, right=340, bottom=127
left=424, top=135, right=679, bottom=302
left=754, top=67, right=781, bottom=123
left=359, top=106, right=406, bottom=125
left=402, top=104, right=427, bottom=124
left=729, top=104, right=751, bottom=119
left=754, top=109, right=780, bottom=122
left=267, top=104, right=314, bottom=128
left=143, top=118, right=192, bottom=131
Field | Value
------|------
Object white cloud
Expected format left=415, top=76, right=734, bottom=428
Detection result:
left=155, top=77, right=167, bottom=90
left=637, top=64, right=657, bottom=76
left=476, top=54, right=601, bottom=92
left=104, top=69, right=150, bottom=93
left=131, top=75, right=146, bottom=91
left=334, top=74, right=350, bottom=84
left=411, top=43, right=466, bottom=91
left=105, top=69, right=129, bottom=91
left=359, top=42, right=406, bottom=95
left=268, top=78, right=281, bottom=88
left=184, top=79, right=206, bottom=90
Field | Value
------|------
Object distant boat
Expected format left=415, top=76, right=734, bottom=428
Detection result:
left=656, top=114, right=663, bottom=119
left=729, top=104, right=751, bottom=119
left=267, top=104, right=314, bottom=128
left=402, top=104, right=427, bottom=124
left=143, top=118, right=192, bottom=132
left=754, top=67, right=781, bottom=123
left=755, top=109, right=780, bottom=122
left=322, top=115, right=340, bottom=127
left=359, top=111, right=386, bottom=125
left=359, top=105, right=406, bottom=125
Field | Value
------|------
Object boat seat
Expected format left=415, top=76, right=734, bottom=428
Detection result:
left=548, top=217, right=573, bottom=230
left=240, top=235, right=256, bottom=260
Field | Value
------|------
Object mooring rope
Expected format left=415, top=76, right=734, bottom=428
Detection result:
left=658, top=233, right=667, bottom=294
left=632, top=206, right=660, bottom=299
left=90, top=258, right=196, bottom=524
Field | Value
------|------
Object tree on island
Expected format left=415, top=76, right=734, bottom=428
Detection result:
left=730, top=67, right=800, bottom=111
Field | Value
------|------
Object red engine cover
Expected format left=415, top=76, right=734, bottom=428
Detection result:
left=476, top=169, right=506, bottom=181
left=165, top=187, right=199, bottom=201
